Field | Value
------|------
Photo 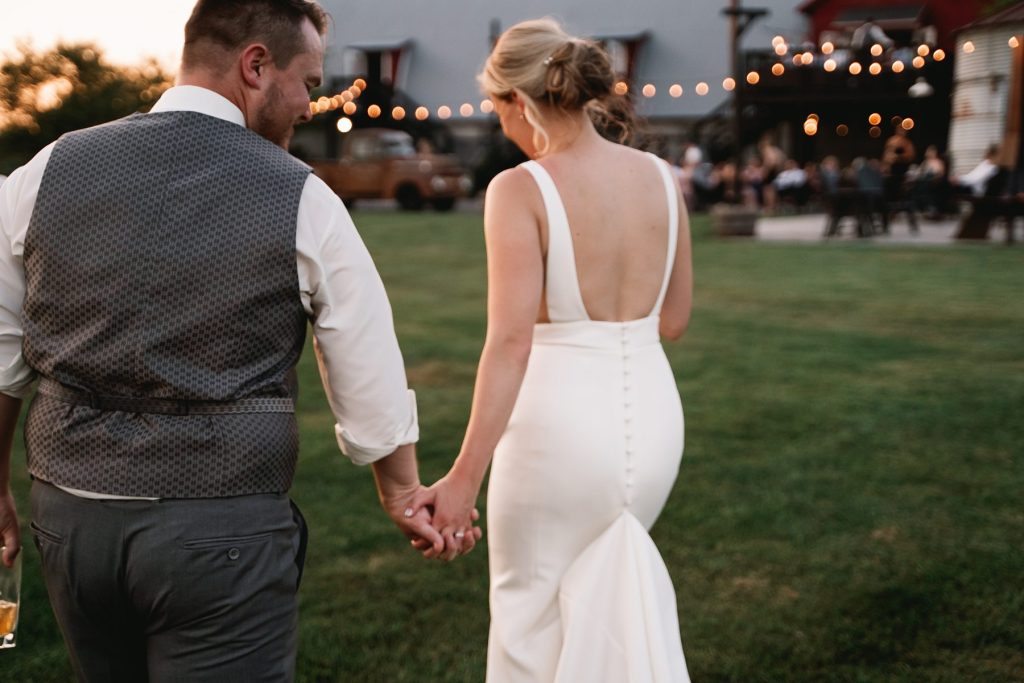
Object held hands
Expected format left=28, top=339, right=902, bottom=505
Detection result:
left=406, top=472, right=483, bottom=561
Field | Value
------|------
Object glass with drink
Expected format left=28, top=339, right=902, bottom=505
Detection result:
left=0, top=548, right=20, bottom=648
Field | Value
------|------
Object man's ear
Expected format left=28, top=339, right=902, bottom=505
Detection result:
left=240, top=44, right=270, bottom=88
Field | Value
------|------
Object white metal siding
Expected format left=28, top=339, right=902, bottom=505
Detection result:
left=948, top=25, right=1024, bottom=175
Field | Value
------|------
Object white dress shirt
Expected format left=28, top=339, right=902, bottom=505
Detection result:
left=0, top=86, right=418, bottom=496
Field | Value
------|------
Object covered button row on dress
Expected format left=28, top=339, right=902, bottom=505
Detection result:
left=621, top=323, right=635, bottom=503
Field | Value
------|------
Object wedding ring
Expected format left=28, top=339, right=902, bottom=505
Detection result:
left=454, top=531, right=465, bottom=539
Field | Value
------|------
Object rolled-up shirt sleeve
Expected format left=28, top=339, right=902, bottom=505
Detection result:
left=296, top=174, right=418, bottom=465
left=0, top=144, right=53, bottom=399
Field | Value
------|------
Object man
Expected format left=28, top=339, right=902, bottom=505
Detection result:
left=0, top=1, right=474, bottom=680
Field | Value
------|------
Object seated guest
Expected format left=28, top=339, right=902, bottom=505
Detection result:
left=952, top=145, right=1002, bottom=197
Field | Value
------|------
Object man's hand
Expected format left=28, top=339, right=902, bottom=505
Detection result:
left=0, top=490, right=20, bottom=568
left=379, top=482, right=444, bottom=557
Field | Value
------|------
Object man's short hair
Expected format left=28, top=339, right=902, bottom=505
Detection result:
left=183, top=0, right=328, bottom=70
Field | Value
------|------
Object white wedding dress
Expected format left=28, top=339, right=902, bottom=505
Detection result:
left=486, top=153, right=690, bottom=682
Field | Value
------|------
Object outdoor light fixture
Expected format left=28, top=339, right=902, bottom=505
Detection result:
left=908, top=77, right=934, bottom=98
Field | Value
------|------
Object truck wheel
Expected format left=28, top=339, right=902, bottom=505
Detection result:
left=395, top=185, right=424, bottom=211
left=431, top=197, right=456, bottom=212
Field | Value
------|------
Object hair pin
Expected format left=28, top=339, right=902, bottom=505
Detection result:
left=542, top=56, right=553, bottom=66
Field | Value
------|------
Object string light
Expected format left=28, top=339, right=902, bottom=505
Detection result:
left=803, top=119, right=818, bottom=136
left=868, top=113, right=881, bottom=125
left=869, top=126, right=881, bottom=138
left=304, top=32, right=1022, bottom=129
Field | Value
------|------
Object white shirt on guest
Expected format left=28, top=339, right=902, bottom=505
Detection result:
left=0, top=86, right=419, bottom=495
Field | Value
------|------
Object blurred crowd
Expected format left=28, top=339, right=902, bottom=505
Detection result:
left=666, top=131, right=1021, bottom=220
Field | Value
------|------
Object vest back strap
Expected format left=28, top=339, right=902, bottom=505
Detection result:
left=38, top=378, right=294, bottom=416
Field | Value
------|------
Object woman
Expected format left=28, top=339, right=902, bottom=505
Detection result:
left=417, top=18, right=693, bottom=682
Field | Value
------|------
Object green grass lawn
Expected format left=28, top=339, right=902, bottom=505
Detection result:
left=6, top=211, right=1023, bottom=682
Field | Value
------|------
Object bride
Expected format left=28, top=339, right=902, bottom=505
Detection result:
left=417, top=18, right=693, bottom=682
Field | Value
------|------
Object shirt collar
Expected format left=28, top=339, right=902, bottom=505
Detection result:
left=149, top=85, right=246, bottom=127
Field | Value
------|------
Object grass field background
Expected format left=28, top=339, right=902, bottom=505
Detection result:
left=6, top=211, right=1023, bottom=682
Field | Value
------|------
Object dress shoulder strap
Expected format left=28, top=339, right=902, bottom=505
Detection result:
left=520, top=161, right=589, bottom=322
left=645, top=153, right=679, bottom=317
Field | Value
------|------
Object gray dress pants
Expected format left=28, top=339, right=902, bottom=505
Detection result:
left=29, top=480, right=306, bottom=683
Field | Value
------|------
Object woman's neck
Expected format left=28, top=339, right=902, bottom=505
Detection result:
left=537, top=110, right=602, bottom=158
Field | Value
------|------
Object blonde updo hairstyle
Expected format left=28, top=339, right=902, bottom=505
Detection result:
left=479, top=18, right=638, bottom=155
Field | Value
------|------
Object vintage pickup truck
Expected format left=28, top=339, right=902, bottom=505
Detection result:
left=310, top=128, right=472, bottom=211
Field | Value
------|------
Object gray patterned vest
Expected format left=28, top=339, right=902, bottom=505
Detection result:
left=22, top=111, right=311, bottom=497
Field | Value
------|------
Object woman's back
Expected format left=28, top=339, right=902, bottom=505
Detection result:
left=531, top=142, right=674, bottom=324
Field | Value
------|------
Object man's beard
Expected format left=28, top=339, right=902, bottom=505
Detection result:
left=253, top=83, right=294, bottom=149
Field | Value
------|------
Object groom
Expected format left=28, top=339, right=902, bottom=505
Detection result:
left=0, top=0, right=474, bottom=680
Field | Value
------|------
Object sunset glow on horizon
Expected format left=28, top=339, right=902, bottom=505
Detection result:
left=1, top=1, right=198, bottom=69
